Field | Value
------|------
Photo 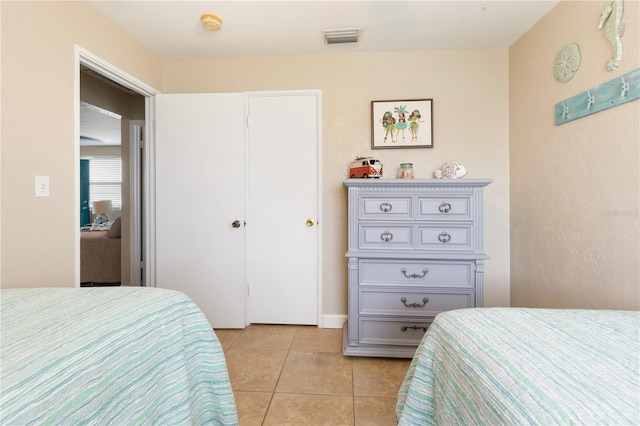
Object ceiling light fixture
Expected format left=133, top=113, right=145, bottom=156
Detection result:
left=322, top=28, right=361, bottom=44
left=201, top=14, right=223, bottom=32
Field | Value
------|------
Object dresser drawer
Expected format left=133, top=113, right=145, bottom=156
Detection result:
left=417, top=196, right=472, bottom=221
left=360, top=288, right=473, bottom=316
left=417, top=225, right=472, bottom=251
left=359, top=224, right=413, bottom=250
left=359, top=317, right=431, bottom=347
left=359, top=259, right=474, bottom=287
left=359, top=196, right=412, bottom=221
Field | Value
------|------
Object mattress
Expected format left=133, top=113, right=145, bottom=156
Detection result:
left=396, top=308, right=640, bottom=425
left=0, top=287, right=238, bottom=425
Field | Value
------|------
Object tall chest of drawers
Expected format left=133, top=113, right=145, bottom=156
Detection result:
left=343, top=178, right=492, bottom=358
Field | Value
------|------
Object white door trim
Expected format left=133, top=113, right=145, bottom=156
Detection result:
left=244, top=90, right=323, bottom=327
left=75, top=46, right=160, bottom=287
left=129, top=120, right=144, bottom=285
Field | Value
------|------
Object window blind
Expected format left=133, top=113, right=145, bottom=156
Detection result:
left=89, top=157, right=122, bottom=210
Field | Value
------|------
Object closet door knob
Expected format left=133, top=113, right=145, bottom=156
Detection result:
left=306, top=219, right=315, bottom=227
left=232, top=220, right=241, bottom=228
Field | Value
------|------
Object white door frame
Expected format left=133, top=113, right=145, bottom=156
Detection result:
left=74, top=46, right=160, bottom=287
left=128, top=120, right=145, bottom=285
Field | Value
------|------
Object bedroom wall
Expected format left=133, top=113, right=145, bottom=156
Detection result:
left=0, top=1, right=162, bottom=288
left=509, top=0, right=639, bottom=309
left=163, top=50, right=513, bottom=320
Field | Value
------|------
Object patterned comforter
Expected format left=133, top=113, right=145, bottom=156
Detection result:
left=1, top=287, right=238, bottom=425
left=397, top=308, right=639, bottom=425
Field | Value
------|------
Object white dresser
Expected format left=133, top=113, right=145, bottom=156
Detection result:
left=343, top=178, right=492, bottom=358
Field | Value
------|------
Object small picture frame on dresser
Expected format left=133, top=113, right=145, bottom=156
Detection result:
left=372, top=99, right=433, bottom=149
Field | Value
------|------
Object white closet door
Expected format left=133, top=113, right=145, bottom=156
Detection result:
left=155, top=93, right=246, bottom=328
left=247, top=93, right=319, bottom=325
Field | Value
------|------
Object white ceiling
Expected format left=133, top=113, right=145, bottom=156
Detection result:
left=86, top=1, right=559, bottom=60
left=81, top=0, right=559, bottom=145
left=80, top=103, right=122, bottom=146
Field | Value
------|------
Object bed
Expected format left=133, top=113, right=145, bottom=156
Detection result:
left=81, top=221, right=121, bottom=284
left=396, top=308, right=640, bottom=425
left=0, top=287, right=238, bottom=425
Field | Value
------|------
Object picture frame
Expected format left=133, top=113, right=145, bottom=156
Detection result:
left=371, top=98, right=433, bottom=149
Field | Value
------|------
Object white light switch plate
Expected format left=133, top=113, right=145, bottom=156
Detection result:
left=35, top=175, right=50, bottom=197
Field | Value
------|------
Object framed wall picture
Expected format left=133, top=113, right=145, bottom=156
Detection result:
left=371, top=98, right=433, bottom=149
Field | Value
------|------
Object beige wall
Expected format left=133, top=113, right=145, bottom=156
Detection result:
left=1, top=1, right=162, bottom=287
left=509, top=1, right=639, bottom=309
left=163, top=50, right=513, bottom=316
left=1, top=2, right=512, bottom=315
left=13, top=1, right=631, bottom=319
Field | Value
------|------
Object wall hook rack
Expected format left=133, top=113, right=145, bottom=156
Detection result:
left=555, top=67, right=639, bottom=125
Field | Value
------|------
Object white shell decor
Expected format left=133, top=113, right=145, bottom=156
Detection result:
left=554, top=43, right=581, bottom=83
left=434, top=161, right=467, bottom=179
left=598, top=0, right=624, bottom=71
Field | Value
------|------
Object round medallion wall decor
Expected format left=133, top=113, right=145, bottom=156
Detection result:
left=554, top=43, right=581, bottom=83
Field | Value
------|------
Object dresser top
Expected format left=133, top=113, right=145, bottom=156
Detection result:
left=343, top=178, right=493, bottom=188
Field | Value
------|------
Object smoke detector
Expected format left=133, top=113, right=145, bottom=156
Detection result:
left=201, top=14, right=223, bottom=31
left=322, top=28, right=361, bottom=44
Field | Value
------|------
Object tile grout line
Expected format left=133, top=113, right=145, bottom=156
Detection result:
left=223, top=326, right=405, bottom=425
left=351, top=353, right=356, bottom=425
left=260, top=326, right=298, bottom=425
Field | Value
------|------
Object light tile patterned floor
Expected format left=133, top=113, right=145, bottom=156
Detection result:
left=215, top=325, right=412, bottom=426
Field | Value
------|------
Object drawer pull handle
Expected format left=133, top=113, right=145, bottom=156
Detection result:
left=401, top=325, right=428, bottom=332
left=438, top=231, right=451, bottom=243
left=379, top=202, right=392, bottom=212
left=401, top=297, right=429, bottom=308
left=439, top=202, right=452, bottom=213
left=401, top=268, right=429, bottom=279
left=380, top=231, right=393, bottom=242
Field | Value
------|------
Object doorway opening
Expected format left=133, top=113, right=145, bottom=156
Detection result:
left=76, top=47, right=160, bottom=287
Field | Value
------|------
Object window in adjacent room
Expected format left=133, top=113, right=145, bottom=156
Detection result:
left=89, top=157, right=122, bottom=210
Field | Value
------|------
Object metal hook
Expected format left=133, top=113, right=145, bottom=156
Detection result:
left=587, top=91, right=595, bottom=109
left=562, top=102, right=569, bottom=120
left=620, top=76, right=629, bottom=98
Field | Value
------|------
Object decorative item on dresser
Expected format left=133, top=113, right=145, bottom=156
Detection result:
left=343, top=178, right=492, bottom=358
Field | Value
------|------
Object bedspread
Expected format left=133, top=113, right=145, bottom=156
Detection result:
left=0, top=287, right=238, bottom=425
left=396, top=308, right=640, bottom=425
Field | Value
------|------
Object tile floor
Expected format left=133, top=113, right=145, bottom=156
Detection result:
left=214, top=324, right=412, bottom=426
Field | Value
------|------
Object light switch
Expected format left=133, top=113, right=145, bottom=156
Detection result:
left=35, top=175, right=50, bottom=197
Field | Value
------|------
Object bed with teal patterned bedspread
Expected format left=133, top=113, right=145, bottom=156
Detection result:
left=396, top=308, right=639, bottom=425
left=1, top=287, right=238, bottom=425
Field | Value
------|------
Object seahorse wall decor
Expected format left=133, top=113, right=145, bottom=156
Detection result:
left=598, top=0, right=625, bottom=71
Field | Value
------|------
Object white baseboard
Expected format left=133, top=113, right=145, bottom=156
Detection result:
left=321, top=314, right=347, bottom=329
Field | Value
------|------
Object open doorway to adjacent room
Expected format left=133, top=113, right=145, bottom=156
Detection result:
left=77, top=49, right=159, bottom=287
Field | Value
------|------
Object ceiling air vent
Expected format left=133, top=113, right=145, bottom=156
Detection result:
left=322, top=28, right=361, bottom=44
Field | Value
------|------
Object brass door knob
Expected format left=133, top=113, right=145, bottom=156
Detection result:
left=306, top=219, right=315, bottom=227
